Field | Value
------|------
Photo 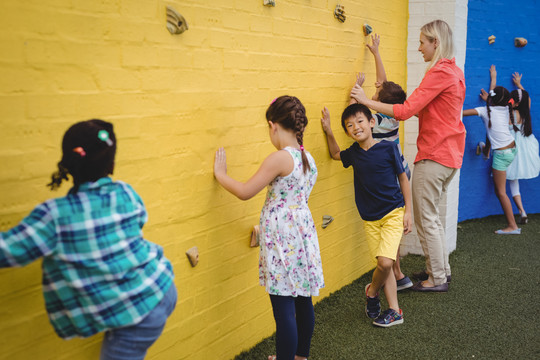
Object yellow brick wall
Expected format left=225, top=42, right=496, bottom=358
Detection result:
left=0, top=1, right=408, bottom=359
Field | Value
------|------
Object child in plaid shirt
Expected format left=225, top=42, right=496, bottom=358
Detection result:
left=0, top=119, right=176, bottom=360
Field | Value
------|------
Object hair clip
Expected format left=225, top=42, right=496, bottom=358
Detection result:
left=508, top=98, right=515, bottom=106
left=489, top=89, right=496, bottom=97
left=73, top=147, right=86, bottom=157
left=300, top=145, right=305, bottom=151
left=517, top=89, right=522, bottom=102
left=98, top=130, right=113, bottom=146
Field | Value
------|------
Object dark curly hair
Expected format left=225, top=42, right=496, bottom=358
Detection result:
left=48, top=119, right=116, bottom=193
left=378, top=81, right=407, bottom=105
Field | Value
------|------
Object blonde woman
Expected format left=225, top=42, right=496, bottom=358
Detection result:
left=351, top=19, right=466, bottom=292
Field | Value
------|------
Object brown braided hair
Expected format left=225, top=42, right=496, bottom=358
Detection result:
left=510, top=89, right=532, bottom=136
left=265, top=95, right=311, bottom=174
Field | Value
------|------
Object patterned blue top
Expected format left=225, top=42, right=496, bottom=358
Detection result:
left=0, top=177, right=174, bottom=339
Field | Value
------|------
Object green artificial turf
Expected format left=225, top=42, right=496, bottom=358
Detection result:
left=234, top=214, right=540, bottom=359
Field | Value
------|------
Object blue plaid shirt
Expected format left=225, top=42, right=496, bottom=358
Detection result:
left=0, top=177, right=174, bottom=339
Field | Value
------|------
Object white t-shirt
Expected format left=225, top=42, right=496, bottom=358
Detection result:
left=474, top=106, right=515, bottom=149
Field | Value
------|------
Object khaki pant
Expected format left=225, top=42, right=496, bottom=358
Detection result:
left=412, top=160, right=458, bottom=286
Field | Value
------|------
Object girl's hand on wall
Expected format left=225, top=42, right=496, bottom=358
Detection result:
left=214, top=148, right=228, bottom=179
left=489, top=64, right=497, bottom=80
left=512, top=72, right=523, bottom=89
left=479, top=88, right=488, bottom=102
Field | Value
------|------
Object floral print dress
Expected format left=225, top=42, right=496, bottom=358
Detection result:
left=259, top=147, right=324, bottom=297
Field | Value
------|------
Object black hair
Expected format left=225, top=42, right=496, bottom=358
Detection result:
left=341, top=103, right=373, bottom=132
left=378, top=81, right=407, bottom=104
left=486, top=86, right=518, bottom=132
left=265, top=96, right=311, bottom=174
left=48, top=119, right=117, bottom=193
left=510, top=89, right=532, bottom=137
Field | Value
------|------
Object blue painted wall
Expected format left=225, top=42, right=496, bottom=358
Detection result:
left=459, top=0, right=540, bottom=221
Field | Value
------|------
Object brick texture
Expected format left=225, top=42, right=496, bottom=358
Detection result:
left=0, top=1, right=408, bottom=359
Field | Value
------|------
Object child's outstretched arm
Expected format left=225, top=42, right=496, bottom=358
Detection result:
left=397, top=172, right=412, bottom=235
left=0, top=205, right=56, bottom=268
left=367, top=33, right=387, bottom=85
left=463, top=108, right=479, bottom=117
left=513, top=72, right=532, bottom=107
left=478, top=65, right=497, bottom=103
left=214, top=148, right=291, bottom=200
left=489, top=64, right=497, bottom=91
left=350, top=85, right=394, bottom=116
left=320, top=107, right=341, bottom=160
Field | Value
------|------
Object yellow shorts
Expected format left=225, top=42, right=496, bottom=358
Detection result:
left=363, top=207, right=404, bottom=261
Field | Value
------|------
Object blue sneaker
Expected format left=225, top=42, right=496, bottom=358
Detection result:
left=396, top=276, right=413, bottom=291
left=365, top=283, right=381, bottom=319
left=373, top=308, right=404, bottom=328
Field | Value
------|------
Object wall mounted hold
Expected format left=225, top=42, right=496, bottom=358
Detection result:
left=322, top=215, right=334, bottom=229
left=488, top=35, right=496, bottom=45
left=514, top=37, right=527, bottom=47
left=363, top=24, right=373, bottom=36
left=334, top=4, right=346, bottom=23
left=166, top=6, right=188, bottom=35
left=250, top=225, right=260, bottom=247
left=185, top=246, right=199, bottom=267
left=263, top=0, right=276, bottom=6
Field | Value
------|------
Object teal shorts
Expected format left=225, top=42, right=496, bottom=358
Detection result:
left=492, top=147, right=516, bottom=171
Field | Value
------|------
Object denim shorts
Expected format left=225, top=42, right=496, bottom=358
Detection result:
left=492, top=147, right=516, bottom=171
left=100, top=283, right=177, bottom=360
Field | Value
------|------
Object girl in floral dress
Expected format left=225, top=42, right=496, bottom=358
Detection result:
left=214, top=95, right=324, bottom=360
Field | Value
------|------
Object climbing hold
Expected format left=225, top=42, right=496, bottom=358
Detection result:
left=363, top=24, right=373, bottom=36
left=185, top=246, right=199, bottom=267
left=334, top=4, right=346, bottom=23
left=251, top=225, right=260, bottom=247
left=166, top=6, right=189, bottom=35
left=263, top=0, right=276, bottom=6
left=514, top=37, right=527, bottom=47
left=488, top=35, right=496, bottom=45
left=322, top=215, right=334, bottom=229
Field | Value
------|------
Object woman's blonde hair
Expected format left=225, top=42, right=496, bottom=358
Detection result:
left=421, top=20, right=454, bottom=70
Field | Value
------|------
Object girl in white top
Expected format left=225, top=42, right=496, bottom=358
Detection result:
left=464, top=86, right=520, bottom=234
left=506, top=73, right=540, bottom=224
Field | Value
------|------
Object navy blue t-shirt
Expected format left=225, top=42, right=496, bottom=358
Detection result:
left=340, top=141, right=405, bottom=221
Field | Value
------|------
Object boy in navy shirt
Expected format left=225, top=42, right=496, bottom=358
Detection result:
left=321, top=103, right=412, bottom=327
